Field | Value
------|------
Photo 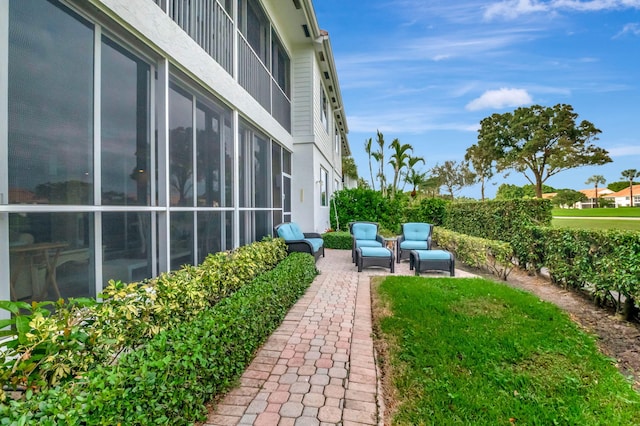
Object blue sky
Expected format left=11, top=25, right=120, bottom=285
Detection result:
left=313, top=0, right=640, bottom=198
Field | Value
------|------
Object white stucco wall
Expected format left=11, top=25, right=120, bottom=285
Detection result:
left=92, top=0, right=294, bottom=151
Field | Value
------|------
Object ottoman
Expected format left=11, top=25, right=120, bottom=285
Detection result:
left=410, top=249, right=455, bottom=276
left=356, top=247, right=394, bottom=273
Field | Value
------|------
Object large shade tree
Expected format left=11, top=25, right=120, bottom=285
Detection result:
left=431, top=160, right=476, bottom=199
left=553, top=189, right=587, bottom=208
left=465, top=142, right=497, bottom=201
left=477, top=104, right=611, bottom=198
left=621, top=169, right=640, bottom=207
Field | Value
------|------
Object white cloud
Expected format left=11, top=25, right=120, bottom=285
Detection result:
left=607, top=144, right=640, bottom=156
left=347, top=110, right=478, bottom=134
left=484, top=0, right=549, bottom=20
left=432, top=54, right=452, bottom=61
left=614, top=22, right=640, bottom=38
left=465, top=88, right=533, bottom=111
left=484, top=0, right=640, bottom=20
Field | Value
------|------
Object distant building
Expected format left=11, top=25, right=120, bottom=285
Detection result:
left=570, top=188, right=614, bottom=209
left=608, top=185, right=640, bottom=208
left=1, top=0, right=350, bottom=304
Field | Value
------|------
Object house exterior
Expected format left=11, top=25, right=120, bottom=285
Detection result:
left=575, top=188, right=615, bottom=209
left=608, top=185, right=640, bottom=208
left=0, top=0, right=350, bottom=305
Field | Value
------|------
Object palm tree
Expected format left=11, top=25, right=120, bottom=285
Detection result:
left=621, top=169, right=640, bottom=207
left=585, top=174, right=606, bottom=208
left=364, top=138, right=375, bottom=190
left=374, top=130, right=387, bottom=196
left=401, top=155, right=426, bottom=191
left=388, top=138, right=413, bottom=198
left=341, top=156, right=358, bottom=181
left=405, top=169, right=428, bottom=198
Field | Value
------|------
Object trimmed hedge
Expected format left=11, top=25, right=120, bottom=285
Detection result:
left=330, top=188, right=410, bottom=233
left=321, top=231, right=352, bottom=250
left=0, top=253, right=318, bottom=425
left=512, top=227, right=640, bottom=315
left=404, top=197, right=449, bottom=226
left=433, top=228, right=514, bottom=280
left=330, top=189, right=450, bottom=233
left=443, top=199, right=552, bottom=242
left=0, top=239, right=288, bottom=400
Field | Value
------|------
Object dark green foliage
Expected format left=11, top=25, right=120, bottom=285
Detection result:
left=608, top=181, right=630, bottom=192
left=404, top=197, right=449, bottom=226
left=330, top=188, right=448, bottom=234
left=321, top=231, right=352, bottom=249
left=0, top=239, right=289, bottom=396
left=444, top=199, right=552, bottom=241
left=552, top=188, right=587, bottom=207
left=433, top=228, right=514, bottom=280
left=330, top=188, right=388, bottom=231
left=511, top=225, right=640, bottom=316
left=495, top=183, right=556, bottom=199
left=479, top=104, right=610, bottom=198
left=330, top=188, right=409, bottom=233
left=0, top=253, right=318, bottom=425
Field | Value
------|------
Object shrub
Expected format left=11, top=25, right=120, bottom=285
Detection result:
left=0, top=239, right=288, bottom=398
left=321, top=231, right=352, bottom=250
left=433, top=228, right=514, bottom=280
left=404, top=197, right=449, bottom=226
left=0, top=253, right=318, bottom=424
left=444, top=199, right=552, bottom=242
left=509, top=225, right=640, bottom=317
left=330, top=188, right=410, bottom=233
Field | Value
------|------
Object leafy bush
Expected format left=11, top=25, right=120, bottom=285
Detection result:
left=0, top=239, right=288, bottom=398
left=0, top=253, right=318, bottom=424
left=330, top=188, right=409, bottom=233
left=404, top=197, right=449, bottom=226
left=507, top=225, right=640, bottom=316
left=444, top=199, right=552, bottom=242
left=330, top=189, right=449, bottom=234
left=433, top=228, right=514, bottom=280
left=321, top=231, right=352, bottom=249
left=509, top=225, right=547, bottom=273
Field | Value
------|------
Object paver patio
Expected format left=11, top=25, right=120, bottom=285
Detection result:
left=206, top=248, right=475, bottom=425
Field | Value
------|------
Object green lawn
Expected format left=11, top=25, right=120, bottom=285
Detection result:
left=552, top=207, right=640, bottom=217
left=374, top=276, right=640, bottom=425
left=552, top=217, right=640, bottom=231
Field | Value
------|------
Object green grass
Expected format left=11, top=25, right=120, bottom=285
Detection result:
left=552, top=207, right=640, bottom=217
left=374, top=277, right=640, bottom=425
left=552, top=217, right=640, bottom=231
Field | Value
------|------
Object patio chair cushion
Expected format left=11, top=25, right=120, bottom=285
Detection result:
left=305, top=238, right=324, bottom=253
left=356, top=239, right=384, bottom=248
left=412, top=249, right=451, bottom=260
left=399, top=240, right=430, bottom=250
left=359, top=247, right=392, bottom=257
left=275, top=222, right=324, bottom=261
left=403, top=222, right=431, bottom=241
left=352, top=223, right=378, bottom=241
left=276, top=223, right=305, bottom=241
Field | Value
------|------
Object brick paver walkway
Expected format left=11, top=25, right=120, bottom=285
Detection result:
left=206, top=248, right=475, bottom=425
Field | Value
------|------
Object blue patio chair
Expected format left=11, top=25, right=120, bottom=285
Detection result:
left=274, top=222, right=324, bottom=261
left=349, top=221, right=384, bottom=263
left=397, top=222, right=432, bottom=263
